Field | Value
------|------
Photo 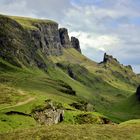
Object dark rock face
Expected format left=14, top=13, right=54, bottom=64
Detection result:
left=67, top=66, right=76, bottom=79
left=71, top=37, right=81, bottom=53
left=59, top=28, right=71, bottom=48
left=136, top=85, right=140, bottom=101
left=30, top=23, right=63, bottom=56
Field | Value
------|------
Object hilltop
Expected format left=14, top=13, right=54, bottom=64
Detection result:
left=0, top=14, right=140, bottom=139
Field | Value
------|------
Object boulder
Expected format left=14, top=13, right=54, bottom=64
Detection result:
left=32, top=100, right=64, bottom=125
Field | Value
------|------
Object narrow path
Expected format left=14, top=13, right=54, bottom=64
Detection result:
left=0, top=97, right=36, bottom=111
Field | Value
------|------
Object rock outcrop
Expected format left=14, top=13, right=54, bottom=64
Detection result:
left=103, top=53, right=119, bottom=63
left=136, top=85, right=140, bottom=101
left=59, top=28, right=82, bottom=53
left=71, top=37, right=81, bottom=53
left=32, top=100, right=64, bottom=125
left=70, top=101, right=94, bottom=112
left=59, top=28, right=71, bottom=48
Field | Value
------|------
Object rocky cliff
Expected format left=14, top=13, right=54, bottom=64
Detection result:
left=0, top=15, right=81, bottom=68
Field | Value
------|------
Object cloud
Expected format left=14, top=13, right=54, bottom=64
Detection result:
left=0, top=0, right=140, bottom=73
left=69, top=31, right=120, bottom=51
left=0, top=0, right=72, bottom=20
left=63, top=1, right=140, bottom=72
left=0, top=0, right=37, bottom=17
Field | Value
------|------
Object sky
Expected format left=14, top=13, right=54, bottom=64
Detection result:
left=0, top=0, right=140, bottom=73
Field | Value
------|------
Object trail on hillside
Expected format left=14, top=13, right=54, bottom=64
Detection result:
left=0, top=97, right=35, bottom=111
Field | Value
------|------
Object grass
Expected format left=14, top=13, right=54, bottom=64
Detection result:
left=0, top=14, right=140, bottom=139
left=0, top=51, right=139, bottom=132
left=0, top=123, right=140, bottom=140
left=0, top=57, right=139, bottom=133
left=10, top=15, right=58, bottom=30
left=0, top=114, right=37, bottom=133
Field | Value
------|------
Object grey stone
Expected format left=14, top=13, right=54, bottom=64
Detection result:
left=33, top=100, right=64, bottom=125
left=59, top=28, right=71, bottom=48
left=71, top=37, right=81, bottom=53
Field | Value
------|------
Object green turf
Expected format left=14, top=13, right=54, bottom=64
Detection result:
left=0, top=123, right=140, bottom=140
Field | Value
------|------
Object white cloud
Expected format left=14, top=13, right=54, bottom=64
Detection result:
left=0, top=0, right=140, bottom=72
left=69, top=31, right=120, bottom=51
left=0, top=0, right=37, bottom=17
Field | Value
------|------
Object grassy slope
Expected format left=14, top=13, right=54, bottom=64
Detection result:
left=0, top=49, right=139, bottom=133
left=10, top=15, right=57, bottom=30
left=0, top=58, right=107, bottom=132
left=0, top=122, right=140, bottom=140
left=0, top=15, right=140, bottom=139
left=49, top=48, right=140, bottom=121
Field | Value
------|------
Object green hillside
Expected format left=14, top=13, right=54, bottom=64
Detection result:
left=0, top=14, right=140, bottom=139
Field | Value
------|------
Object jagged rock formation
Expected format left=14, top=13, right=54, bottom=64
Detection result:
left=59, top=28, right=71, bottom=48
left=98, top=53, right=139, bottom=87
left=32, top=100, right=64, bottom=125
left=59, top=29, right=81, bottom=53
left=29, top=23, right=63, bottom=56
left=103, top=53, right=119, bottom=64
left=102, top=53, right=133, bottom=71
left=0, top=15, right=81, bottom=69
left=136, top=85, right=140, bottom=101
left=71, top=37, right=81, bottom=53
